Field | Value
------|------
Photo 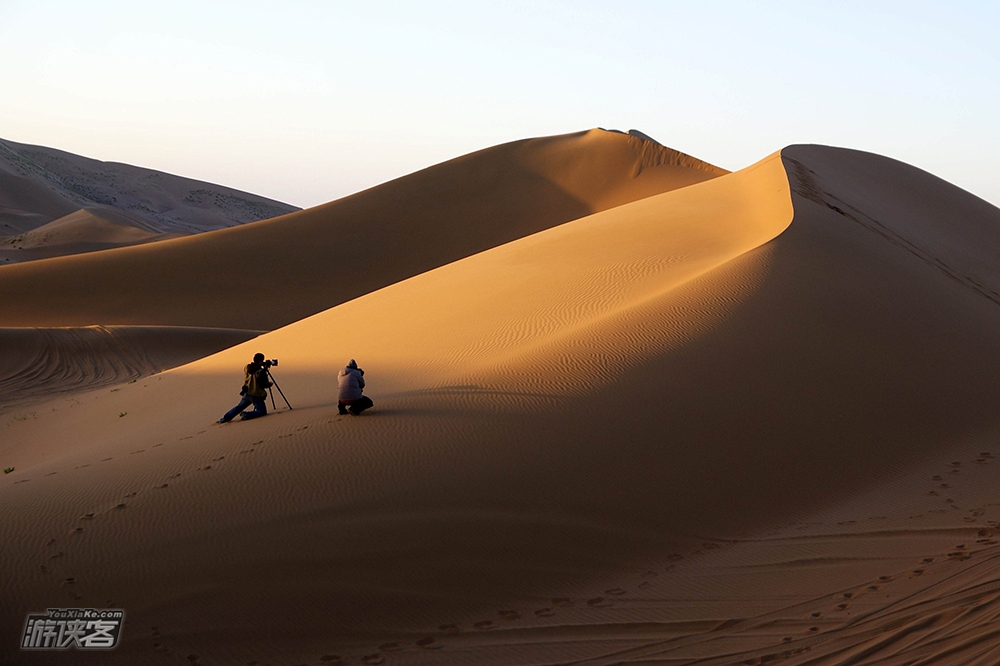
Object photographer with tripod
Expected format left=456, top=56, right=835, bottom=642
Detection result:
left=219, top=353, right=275, bottom=423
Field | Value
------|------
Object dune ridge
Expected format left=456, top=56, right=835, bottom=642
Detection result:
left=0, top=129, right=726, bottom=330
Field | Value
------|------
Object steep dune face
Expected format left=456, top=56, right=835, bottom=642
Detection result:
left=0, top=152, right=787, bottom=664
left=0, top=129, right=725, bottom=330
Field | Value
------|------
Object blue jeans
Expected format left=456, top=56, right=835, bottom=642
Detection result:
left=222, top=394, right=267, bottom=422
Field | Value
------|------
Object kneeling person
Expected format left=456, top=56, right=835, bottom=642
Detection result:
left=219, top=353, right=271, bottom=423
left=338, top=359, right=373, bottom=415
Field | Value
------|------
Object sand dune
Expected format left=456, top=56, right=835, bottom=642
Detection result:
left=0, top=129, right=726, bottom=330
left=0, top=326, right=261, bottom=415
left=5, top=137, right=1000, bottom=666
left=0, top=137, right=300, bottom=240
left=0, top=209, right=179, bottom=264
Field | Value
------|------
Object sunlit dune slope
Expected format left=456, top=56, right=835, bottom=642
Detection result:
left=0, top=151, right=785, bottom=664
left=0, top=129, right=725, bottom=330
left=6, top=144, right=1000, bottom=665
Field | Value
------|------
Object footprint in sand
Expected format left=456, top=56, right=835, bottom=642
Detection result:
left=102, top=457, right=113, bottom=462
left=836, top=603, right=850, bottom=611
left=152, top=443, right=164, bottom=448
left=80, top=513, right=94, bottom=520
left=534, top=608, right=554, bottom=617
left=910, top=569, right=925, bottom=577
left=438, top=624, right=460, bottom=633
left=586, top=597, right=611, bottom=607
left=416, top=636, right=443, bottom=649
left=361, top=654, right=384, bottom=665
left=212, top=456, right=225, bottom=461
left=71, top=527, right=84, bottom=534
left=552, top=598, right=574, bottom=607
left=498, top=610, right=520, bottom=620
left=378, top=642, right=401, bottom=652
left=115, top=503, right=127, bottom=510
left=319, top=656, right=342, bottom=664
left=948, top=551, right=972, bottom=561
left=473, top=620, right=495, bottom=630
left=638, top=581, right=652, bottom=590
left=932, top=475, right=943, bottom=481
left=51, top=551, right=65, bottom=559
left=810, top=612, right=822, bottom=618
left=156, top=484, right=168, bottom=489
left=667, top=553, right=684, bottom=561
left=842, top=592, right=853, bottom=599
left=45, top=472, right=57, bottom=477
left=878, top=575, right=893, bottom=582
left=605, top=588, right=627, bottom=596
left=170, top=473, right=181, bottom=479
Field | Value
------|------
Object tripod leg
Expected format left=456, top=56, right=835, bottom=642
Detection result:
left=268, top=386, right=276, bottom=410
left=267, top=371, right=293, bottom=410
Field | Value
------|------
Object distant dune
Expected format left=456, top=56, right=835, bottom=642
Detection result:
left=0, top=129, right=726, bottom=329
left=5, top=133, right=1000, bottom=665
left=0, top=138, right=300, bottom=263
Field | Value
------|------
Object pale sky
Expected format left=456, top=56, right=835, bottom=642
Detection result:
left=1, top=1, right=997, bottom=209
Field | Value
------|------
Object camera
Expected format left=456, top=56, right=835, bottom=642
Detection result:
left=264, top=359, right=278, bottom=367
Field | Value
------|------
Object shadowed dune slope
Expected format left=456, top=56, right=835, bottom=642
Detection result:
left=0, top=326, right=261, bottom=414
left=0, top=129, right=725, bottom=330
left=6, top=145, right=1000, bottom=665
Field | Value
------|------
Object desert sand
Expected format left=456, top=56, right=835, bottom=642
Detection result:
left=4, top=130, right=1000, bottom=665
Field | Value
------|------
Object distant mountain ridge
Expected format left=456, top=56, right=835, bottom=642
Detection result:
left=0, top=138, right=300, bottom=237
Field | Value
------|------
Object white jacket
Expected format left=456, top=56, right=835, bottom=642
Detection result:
left=338, top=366, right=365, bottom=401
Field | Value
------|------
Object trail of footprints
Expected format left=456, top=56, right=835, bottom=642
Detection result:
left=333, top=451, right=1000, bottom=665
left=21, top=446, right=1000, bottom=663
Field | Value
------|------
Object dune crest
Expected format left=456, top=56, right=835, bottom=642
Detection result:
left=0, top=129, right=728, bottom=330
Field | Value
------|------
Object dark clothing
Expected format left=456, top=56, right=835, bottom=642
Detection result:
left=222, top=394, right=267, bottom=422
left=219, top=360, right=271, bottom=423
left=339, top=396, right=374, bottom=415
left=243, top=363, right=270, bottom=398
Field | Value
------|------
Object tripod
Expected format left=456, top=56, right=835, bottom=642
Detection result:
left=266, top=369, right=293, bottom=410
